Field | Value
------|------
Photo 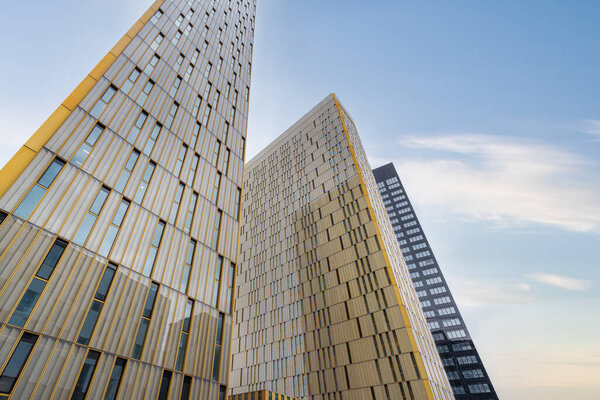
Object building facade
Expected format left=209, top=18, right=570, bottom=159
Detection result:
left=0, top=0, right=254, bottom=398
left=231, top=94, right=454, bottom=400
left=372, top=163, right=498, bottom=399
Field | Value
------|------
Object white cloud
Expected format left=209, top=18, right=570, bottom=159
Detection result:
left=582, top=119, right=600, bottom=136
left=527, top=273, right=591, bottom=291
left=372, top=133, right=600, bottom=232
left=451, top=278, right=535, bottom=306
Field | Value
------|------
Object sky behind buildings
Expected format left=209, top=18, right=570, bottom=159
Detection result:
left=1, top=1, right=599, bottom=399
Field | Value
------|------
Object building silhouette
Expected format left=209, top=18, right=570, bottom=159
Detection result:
left=230, top=95, right=454, bottom=399
left=373, top=163, right=498, bottom=399
left=0, top=0, right=255, bottom=398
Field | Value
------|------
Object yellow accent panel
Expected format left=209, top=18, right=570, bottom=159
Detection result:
left=332, top=93, right=437, bottom=400
left=88, top=52, right=117, bottom=81
left=0, top=147, right=37, bottom=197
left=63, top=75, right=97, bottom=111
left=0, top=0, right=167, bottom=199
left=24, top=105, right=71, bottom=152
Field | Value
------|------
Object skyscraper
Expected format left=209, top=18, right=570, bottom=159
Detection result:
left=231, top=94, right=454, bottom=399
left=372, top=163, right=498, bottom=399
left=0, top=0, right=254, bottom=398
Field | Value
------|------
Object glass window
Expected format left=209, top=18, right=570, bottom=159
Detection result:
left=180, top=240, right=195, bottom=292
left=144, top=54, right=160, bottom=76
left=212, top=210, right=222, bottom=250
left=9, top=238, right=67, bottom=327
left=115, top=149, right=140, bottom=193
left=174, top=145, right=187, bottom=177
left=122, top=68, right=141, bottom=94
left=98, top=198, right=130, bottom=258
left=143, top=220, right=165, bottom=277
left=0, top=210, right=6, bottom=225
left=170, top=76, right=182, bottom=98
left=90, top=85, right=117, bottom=119
left=14, top=158, right=65, bottom=219
left=184, top=192, right=197, bottom=234
left=73, top=186, right=110, bottom=245
left=137, top=81, right=154, bottom=107
left=157, top=370, right=172, bottom=400
left=169, top=183, right=185, bottom=224
left=226, top=263, right=236, bottom=313
left=0, top=332, right=38, bottom=395
left=187, top=154, right=199, bottom=187
left=104, top=358, right=126, bottom=400
left=128, top=111, right=149, bottom=143
left=144, top=122, right=162, bottom=156
left=211, top=256, right=223, bottom=308
left=165, top=102, right=179, bottom=129
left=134, top=161, right=156, bottom=204
left=212, top=172, right=221, bottom=204
left=71, top=350, right=100, bottom=400
left=180, top=376, right=191, bottom=400
left=72, top=123, right=106, bottom=167
left=212, top=313, right=225, bottom=381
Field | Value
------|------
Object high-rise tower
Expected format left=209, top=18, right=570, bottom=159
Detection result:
left=0, top=0, right=254, bottom=398
left=230, top=94, right=454, bottom=399
left=373, top=163, right=498, bottom=399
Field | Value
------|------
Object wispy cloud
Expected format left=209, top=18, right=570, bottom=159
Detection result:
left=451, top=278, right=535, bottom=306
left=372, top=133, right=600, bottom=232
left=527, top=273, right=591, bottom=291
left=582, top=119, right=600, bottom=136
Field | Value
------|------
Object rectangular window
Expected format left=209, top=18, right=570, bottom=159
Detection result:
left=73, top=186, right=110, bottom=246
left=223, top=149, right=230, bottom=175
left=114, top=149, right=140, bottom=192
left=71, top=350, right=100, bottom=400
left=122, top=68, right=141, bottom=94
left=201, top=41, right=208, bottom=54
left=151, top=33, right=164, bottom=50
left=190, top=49, right=199, bottom=65
left=9, top=239, right=67, bottom=327
left=157, top=370, right=172, bottom=400
left=175, top=14, right=184, bottom=27
left=0, top=332, right=38, bottom=395
left=143, top=122, right=162, bottom=156
left=212, top=140, right=221, bottom=166
left=234, top=187, right=241, bottom=220
left=90, top=85, right=117, bottom=119
left=184, top=64, right=194, bottom=81
left=180, top=376, right=192, bottom=400
left=169, top=183, right=185, bottom=225
left=218, top=386, right=226, bottom=400
left=128, top=110, right=149, bottom=143
left=136, top=80, right=154, bottom=107
left=174, top=53, right=184, bottom=71
left=77, top=262, right=117, bottom=345
left=212, top=210, right=222, bottom=250
left=98, top=198, right=130, bottom=258
left=165, top=102, right=179, bottom=129
left=172, top=30, right=182, bottom=46
left=211, top=256, right=223, bottom=308
left=175, top=298, right=194, bottom=371
left=187, top=154, right=199, bottom=187
left=180, top=240, right=195, bottom=293
left=0, top=211, right=6, bottom=225
left=212, top=313, right=224, bottom=381
left=131, top=282, right=159, bottom=359
left=134, top=161, right=156, bottom=204
left=169, top=76, right=182, bottom=98
left=184, top=193, right=198, bottom=234
left=226, top=262, right=235, bottom=313
left=72, top=123, right=106, bottom=167
left=104, top=358, right=126, bottom=400
left=183, top=24, right=192, bottom=36
left=212, top=172, right=221, bottom=204
left=173, top=144, right=187, bottom=177
left=143, top=220, right=165, bottom=277
left=202, top=105, right=212, bottom=126
left=192, top=97, right=201, bottom=119
left=14, top=158, right=65, bottom=219
left=144, top=54, right=160, bottom=76
left=150, top=9, right=163, bottom=25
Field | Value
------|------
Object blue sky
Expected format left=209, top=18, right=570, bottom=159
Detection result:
left=1, top=1, right=599, bottom=399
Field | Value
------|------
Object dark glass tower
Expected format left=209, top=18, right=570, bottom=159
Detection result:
left=373, top=163, right=498, bottom=400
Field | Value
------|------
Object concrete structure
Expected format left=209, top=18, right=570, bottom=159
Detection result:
left=231, top=94, right=454, bottom=400
left=373, top=163, right=498, bottom=399
left=0, top=0, right=254, bottom=398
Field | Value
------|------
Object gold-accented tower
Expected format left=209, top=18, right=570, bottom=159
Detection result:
left=231, top=94, right=454, bottom=399
left=0, top=0, right=254, bottom=398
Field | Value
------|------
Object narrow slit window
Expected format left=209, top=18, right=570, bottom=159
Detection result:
left=212, top=313, right=225, bottom=381
left=98, top=198, right=130, bottom=258
left=131, top=282, right=159, bottom=359
left=211, top=256, right=223, bottom=308
left=72, top=123, right=106, bottom=167
left=71, top=350, right=100, bottom=400
left=142, top=220, right=165, bottom=277
left=169, top=182, right=185, bottom=225
left=9, top=238, right=67, bottom=327
left=90, top=85, right=117, bottom=119
left=73, top=186, right=110, bottom=246
left=122, top=68, right=141, bottom=94
left=103, top=357, right=126, bottom=400
left=175, top=298, right=194, bottom=371
left=13, top=158, right=65, bottom=219
left=136, top=80, right=155, bottom=107
left=143, top=122, right=162, bottom=156
left=180, top=239, right=196, bottom=293
left=114, top=149, right=140, bottom=192
left=128, top=110, right=149, bottom=143
left=134, top=161, right=156, bottom=204
left=184, top=192, right=198, bottom=234
left=0, top=332, right=38, bottom=395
